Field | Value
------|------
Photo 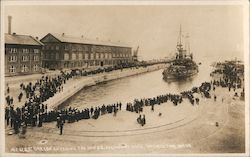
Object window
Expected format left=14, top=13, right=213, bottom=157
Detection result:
left=78, top=53, right=83, bottom=60
left=96, top=46, right=100, bottom=52
left=56, top=45, right=59, bottom=50
left=96, top=53, right=99, bottom=59
left=72, top=53, right=76, bottom=60
left=64, top=53, right=69, bottom=60
left=51, top=45, right=54, bottom=50
left=34, top=49, right=39, bottom=53
left=72, top=45, right=76, bottom=51
left=10, top=48, right=18, bottom=53
left=84, top=53, right=89, bottom=60
left=51, top=53, right=55, bottom=60
left=107, top=47, right=111, bottom=53
left=56, top=53, right=59, bottom=60
left=22, top=49, right=29, bottom=53
left=78, top=47, right=82, bottom=51
left=8, top=56, right=17, bottom=62
left=33, top=65, right=39, bottom=72
left=21, top=65, right=29, bottom=72
left=100, top=53, right=104, bottom=59
left=9, top=65, right=16, bottom=73
left=64, top=45, right=69, bottom=50
left=83, top=45, right=88, bottom=52
left=103, top=47, right=107, bottom=52
left=22, top=56, right=29, bottom=62
left=34, top=55, right=39, bottom=61
left=45, top=53, right=48, bottom=59
left=90, top=53, right=94, bottom=59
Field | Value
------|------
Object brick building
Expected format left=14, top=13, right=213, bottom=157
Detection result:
left=40, top=33, right=132, bottom=70
left=5, top=33, right=44, bottom=76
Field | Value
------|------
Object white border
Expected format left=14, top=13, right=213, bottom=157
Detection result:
left=0, top=1, right=5, bottom=157
left=1, top=0, right=249, bottom=5
left=0, top=0, right=249, bottom=157
left=243, top=1, right=249, bottom=156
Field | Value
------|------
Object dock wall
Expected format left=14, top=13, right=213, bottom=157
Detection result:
left=45, top=64, right=166, bottom=110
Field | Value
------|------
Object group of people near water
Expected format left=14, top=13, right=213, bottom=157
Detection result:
left=5, top=62, right=158, bottom=106
left=4, top=61, right=244, bottom=135
left=4, top=63, right=158, bottom=135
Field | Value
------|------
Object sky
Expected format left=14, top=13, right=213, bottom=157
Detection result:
left=4, top=5, right=244, bottom=61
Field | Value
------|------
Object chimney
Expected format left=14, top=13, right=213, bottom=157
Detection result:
left=62, top=33, right=65, bottom=36
left=8, top=16, right=12, bottom=35
left=36, top=37, right=39, bottom=40
left=81, top=35, right=84, bottom=38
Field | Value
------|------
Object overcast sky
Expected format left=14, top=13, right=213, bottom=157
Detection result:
left=4, top=5, right=244, bottom=61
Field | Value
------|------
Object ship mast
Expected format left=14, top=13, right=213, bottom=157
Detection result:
left=186, top=33, right=190, bottom=54
left=185, top=33, right=193, bottom=60
left=179, top=25, right=182, bottom=46
left=176, top=25, right=184, bottom=59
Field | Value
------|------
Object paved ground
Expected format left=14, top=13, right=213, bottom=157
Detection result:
left=5, top=87, right=246, bottom=154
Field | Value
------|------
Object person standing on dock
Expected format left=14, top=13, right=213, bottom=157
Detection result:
left=151, top=104, right=154, bottom=111
left=119, top=102, right=122, bottom=110
left=214, top=95, right=217, bottom=101
left=142, top=115, right=146, bottom=126
left=59, top=119, right=64, bottom=135
left=90, top=106, right=94, bottom=116
left=113, top=106, right=117, bottom=117
left=7, top=85, right=10, bottom=94
left=18, top=92, right=23, bottom=102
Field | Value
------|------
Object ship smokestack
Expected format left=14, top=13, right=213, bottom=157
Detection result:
left=8, top=16, right=12, bottom=35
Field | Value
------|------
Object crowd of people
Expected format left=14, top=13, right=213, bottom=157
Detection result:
left=4, top=62, right=159, bottom=135
left=68, top=62, right=159, bottom=77
left=5, top=62, right=159, bottom=108
left=4, top=61, right=244, bottom=135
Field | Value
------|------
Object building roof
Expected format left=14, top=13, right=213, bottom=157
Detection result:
left=5, top=33, right=44, bottom=46
left=41, top=33, right=131, bottom=48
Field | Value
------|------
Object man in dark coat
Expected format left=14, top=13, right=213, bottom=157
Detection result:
left=60, top=120, right=64, bottom=135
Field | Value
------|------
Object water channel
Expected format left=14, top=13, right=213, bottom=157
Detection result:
left=60, top=58, right=215, bottom=110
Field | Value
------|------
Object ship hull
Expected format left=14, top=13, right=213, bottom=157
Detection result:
left=162, top=68, right=199, bottom=80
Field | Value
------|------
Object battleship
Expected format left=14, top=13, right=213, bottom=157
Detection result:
left=163, top=26, right=199, bottom=80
